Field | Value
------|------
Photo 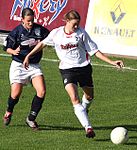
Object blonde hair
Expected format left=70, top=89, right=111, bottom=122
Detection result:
left=63, top=10, right=81, bottom=21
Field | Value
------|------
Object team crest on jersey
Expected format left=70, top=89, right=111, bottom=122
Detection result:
left=35, top=28, right=41, bottom=36
left=21, top=34, right=25, bottom=40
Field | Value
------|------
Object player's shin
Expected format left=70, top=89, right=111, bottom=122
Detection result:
left=73, top=103, right=92, bottom=130
left=7, top=96, right=19, bottom=112
left=3, top=96, right=19, bottom=125
left=28, top=95, right=44, bottom=121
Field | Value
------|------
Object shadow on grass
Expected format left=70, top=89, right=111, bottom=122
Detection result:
left=9, top=124, right=137, bottom=132
left=7, top=124, right=137, bottom=145
left=94, top=124, right=137, bottom=131
left=39, top=125, right=82, bottom=131
left=7, top=124, right=83, bottom=131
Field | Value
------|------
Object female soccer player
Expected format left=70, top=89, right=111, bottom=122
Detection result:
left=23, top=10, right=124, bottom=137
left=3, top=8, right=50, bottom=130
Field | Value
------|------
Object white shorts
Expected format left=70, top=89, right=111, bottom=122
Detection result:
left=9, top=60, right=43, bottom=85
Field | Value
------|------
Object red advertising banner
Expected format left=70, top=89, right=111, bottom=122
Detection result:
left=0, top=0, right=89, bottom=31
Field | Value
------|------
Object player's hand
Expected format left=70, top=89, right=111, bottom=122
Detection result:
left=23, top=56, right=29, bottom=70
left=112, top=60, right=124, bottom=68
left=13, top=46, right=20, bottom=55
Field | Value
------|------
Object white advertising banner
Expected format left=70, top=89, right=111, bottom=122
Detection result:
left=85, top=0, right=137, bottom=57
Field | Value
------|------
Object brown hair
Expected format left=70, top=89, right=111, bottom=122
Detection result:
left=64, top=10, right=81, bottom=21
left=22, top=8, right=34, bottom=19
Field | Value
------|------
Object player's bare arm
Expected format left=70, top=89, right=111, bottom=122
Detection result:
left=23, top=41, right=45, bottom=69
left=95, top=50, right=124, bottom=68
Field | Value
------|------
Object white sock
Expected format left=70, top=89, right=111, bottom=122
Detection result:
left=82, top=95, right=92, bottom=109
left=73, top=103, right=92, bottom=130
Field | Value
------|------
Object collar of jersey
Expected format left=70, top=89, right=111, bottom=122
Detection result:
left=63, top=27, right=74, bottom=35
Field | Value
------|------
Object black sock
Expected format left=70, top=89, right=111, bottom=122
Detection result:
left=28, top=95, right=44, bottom=121
left=7, top=96, right=19, bottom=113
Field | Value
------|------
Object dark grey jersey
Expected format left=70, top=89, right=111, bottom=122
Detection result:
left=4, top=23, right=49, bottom=63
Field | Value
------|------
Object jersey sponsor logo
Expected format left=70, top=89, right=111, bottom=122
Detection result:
left=61, top=43, right=78, bottom=50
left=21, top=38, right=39, bottom=47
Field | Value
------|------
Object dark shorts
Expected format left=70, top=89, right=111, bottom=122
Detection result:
left=59, top=64, right=94, bottom=87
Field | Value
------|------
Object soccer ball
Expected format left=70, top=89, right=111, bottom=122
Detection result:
left=110, top=127, right=128, bottom=144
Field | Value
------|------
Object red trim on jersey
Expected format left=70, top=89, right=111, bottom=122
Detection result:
left=64, top=31, right=74, bottom=35
left=86, top=51, right=89, bottom=61
left=64, top=27, right=74, bottom=35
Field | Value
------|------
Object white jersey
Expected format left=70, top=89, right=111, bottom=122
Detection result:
left=42, top=26, right=98, bottom=69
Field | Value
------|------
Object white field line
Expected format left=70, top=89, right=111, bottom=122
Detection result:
left=0, top=53, right=137, bottom=71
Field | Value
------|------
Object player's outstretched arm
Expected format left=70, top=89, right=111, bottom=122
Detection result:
left=95, top=50, right=124, bottom=68
left=23, top=41, right=45, bottom=69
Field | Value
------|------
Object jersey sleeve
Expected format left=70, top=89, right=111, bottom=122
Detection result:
left=41, top=26, right=50, bottom=40
left=42, top=29, right=56, bottom=46
left=3, top=29, right=19, bottom=51
left=82, top=29, right=98, bottom=56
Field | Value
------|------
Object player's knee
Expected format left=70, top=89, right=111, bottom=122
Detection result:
left=37, top=89, right=46, bottom=98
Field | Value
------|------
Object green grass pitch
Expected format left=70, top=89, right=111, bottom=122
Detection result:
left=0, top=46, right=137, bottom=150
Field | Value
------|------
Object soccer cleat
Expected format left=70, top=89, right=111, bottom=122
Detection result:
left=26, top=117, right=39, bottom=130
left=86, top=128, right=96, bottom=138
left=3, top=111, right=12, bottom=126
